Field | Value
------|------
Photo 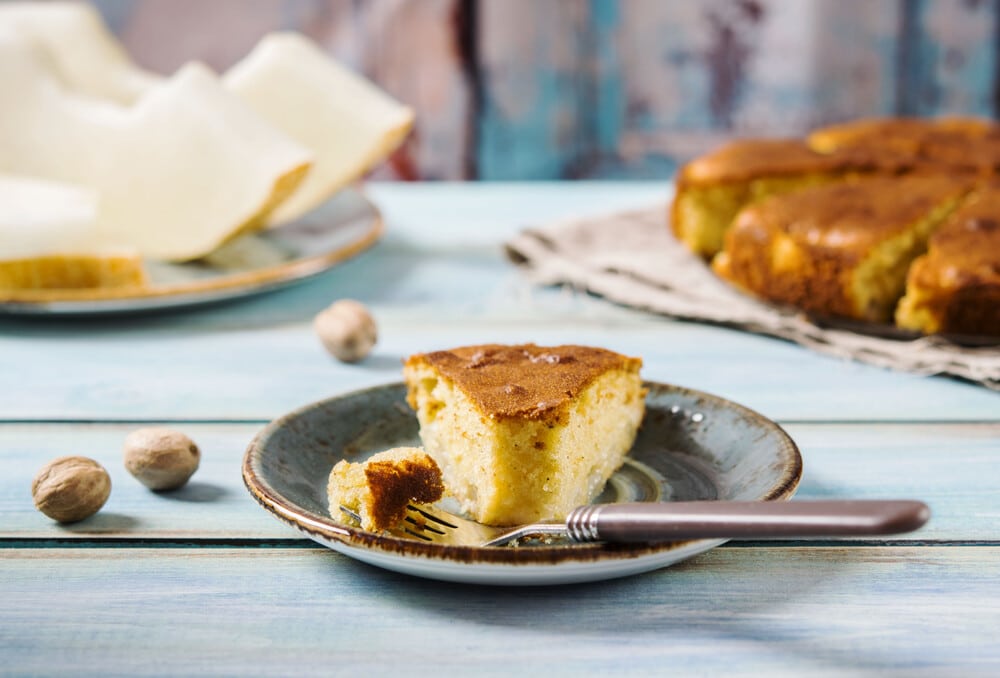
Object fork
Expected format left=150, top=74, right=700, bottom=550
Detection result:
left=373, top=499, right=930, bottom=547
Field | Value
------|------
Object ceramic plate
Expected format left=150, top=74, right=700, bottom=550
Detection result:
left=0, top=188, right=381, bottom=315
left=243, top=382, right=802, bottom=586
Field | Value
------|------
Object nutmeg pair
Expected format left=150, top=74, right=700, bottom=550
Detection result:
left=30, top=427, right=200, bottom=524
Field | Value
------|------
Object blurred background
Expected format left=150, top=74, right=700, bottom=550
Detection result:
left=87, top=0, right=998, bottom=181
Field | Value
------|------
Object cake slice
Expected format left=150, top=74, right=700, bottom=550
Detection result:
left=712, top=174, right=972, bottom=323
left=403, top=344, right=645, bottom=527
left=327, top=447, right=444, bottom=533
left=670, top=138, right=903, bottom=259
left=896, top=183, right=1000, bottom=337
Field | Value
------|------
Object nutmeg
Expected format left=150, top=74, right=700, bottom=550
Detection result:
left=32, top=456, right=111, bottom=523
left=314, top=299, right=377, bottom=362
left=123, top=427, right=200, bottom=491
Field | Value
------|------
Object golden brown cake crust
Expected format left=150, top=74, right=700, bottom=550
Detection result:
left=363, top=455, right=443, bottom=532
left=676, top=139, right=873, bottom=188
left=808, top=116, right=1000, bottom=175
left=405, top=343, right=642, bottom=424
left=742, top=174, right=971, bottom=258
left=715, top=174, right=973, bottom=321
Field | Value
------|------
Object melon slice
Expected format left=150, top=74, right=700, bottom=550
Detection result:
left=0, top=8, right=412, bottom=229
left=0, top=34, right=313, bottom=262
left=0, top=174, right=146, bottom=290
left=223, top=32, right=415, bottom=224
left=0, top=1, right=158, bottom=103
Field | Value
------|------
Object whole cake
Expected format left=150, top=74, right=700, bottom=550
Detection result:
left=403, top=343, right=645, bottom=526
left=671, top=116, right=1000, bottom=337
left=327, top=447, right=444, bottom=533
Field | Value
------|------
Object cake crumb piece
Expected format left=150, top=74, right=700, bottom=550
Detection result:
left=328, top=447, right=443, bottom=533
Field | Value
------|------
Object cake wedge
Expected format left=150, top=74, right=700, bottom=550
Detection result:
left=896, top=182, right=1000, bottom=337
left=712, top=174, right=972, bottom=324
left=403, top=344, right=645, bottom=527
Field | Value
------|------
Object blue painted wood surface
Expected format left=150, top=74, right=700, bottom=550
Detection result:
left=1, top=182, right=998, bottom=675
left=89, top=0, right=1000, bottom=179
left=0, top=183, right=996, bottom=422
left=2, top=422, right=998, bottom=540
left=3, top=546, right=999, bottom=676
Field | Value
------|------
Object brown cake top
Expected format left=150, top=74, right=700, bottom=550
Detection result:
left=678, top=139, right=849, bottom=186
left=808, top=116, right=1000, bottom=174
left=916, top=184, right=1000, bottom=287
left=677, top=138, right=908, bottom=187
left=364, top=454, right=443, bottom=532
left=405, top=343, right=641, bottom=422
left=734, top=174, right=973, bottom=260
left=808, top=116, right=995, bottom=153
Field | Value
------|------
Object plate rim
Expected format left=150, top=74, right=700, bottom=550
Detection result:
left=0, top=188, right=383, bottom=313
left=242, top=380, right=803, bottom=570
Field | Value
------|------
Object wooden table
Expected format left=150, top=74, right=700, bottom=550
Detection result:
left=2, top=182, right=998, bottom=676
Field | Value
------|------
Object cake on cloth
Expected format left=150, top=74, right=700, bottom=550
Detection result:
left=403, top=343, right=645, bottom=527
left=671, top=116, right=1000, bottom=337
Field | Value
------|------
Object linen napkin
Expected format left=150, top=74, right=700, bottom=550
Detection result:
left=505, top=205, right=1000, bottom=391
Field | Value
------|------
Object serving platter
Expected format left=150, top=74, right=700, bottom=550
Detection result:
left=0, top=188, right=382, bottom=315
left=243, top=381, right=803, bottom=586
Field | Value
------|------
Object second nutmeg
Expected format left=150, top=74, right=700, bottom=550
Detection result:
left=123, top=427, right=201, bottom=491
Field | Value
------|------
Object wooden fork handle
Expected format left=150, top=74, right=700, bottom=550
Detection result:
left=565, top=500, right=930, bottom=542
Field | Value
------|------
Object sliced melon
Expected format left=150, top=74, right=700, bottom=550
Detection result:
left=0, top=34, right=313, bottom=262
left=0, top=10, right=412, bottom=230
left=0, top=1, right=158, bottom=103
left=0, top=174, right=146, bottom=290
left=0, top=7, right=414, bottom=236
left=223, top=32, right=415, bottom=224
left=0, top=174, right=104, bottom=259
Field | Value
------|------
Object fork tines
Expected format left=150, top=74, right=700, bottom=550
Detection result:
left=400, top=504, right=456, bottom=541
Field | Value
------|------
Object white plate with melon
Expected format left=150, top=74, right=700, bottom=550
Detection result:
left=0, top=3, right=411, bottom=314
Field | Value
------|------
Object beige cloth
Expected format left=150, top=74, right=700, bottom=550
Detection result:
left=505, top=205, right=1000, bottom=391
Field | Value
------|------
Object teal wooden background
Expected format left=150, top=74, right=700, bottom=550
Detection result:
left=89, top=0, right=1000, bottom=180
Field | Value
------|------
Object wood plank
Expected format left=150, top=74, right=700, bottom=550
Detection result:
left=475, top=0, right=592, bottom=179
left=609, top=0, right=901, bottom=174
left=1, top=545, right=998, bottom=675
left=1, top=310, right=997, bottom=422
left=476, top=1, right=904, bottom=178
left=2, top=422, right=997, bottom=541
left=898, top=0, right=998, bottom=117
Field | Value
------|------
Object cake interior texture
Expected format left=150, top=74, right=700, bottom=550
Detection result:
left=403, top=344, right=645, bottom=527
left=327, top=446, right=443, bottom=533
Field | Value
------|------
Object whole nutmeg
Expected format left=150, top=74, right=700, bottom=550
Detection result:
left=123, top=427, right=200, bottom=491
left=314, top=299, right=377, bottom=363
left=32, top=456, right=111, bottom=523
